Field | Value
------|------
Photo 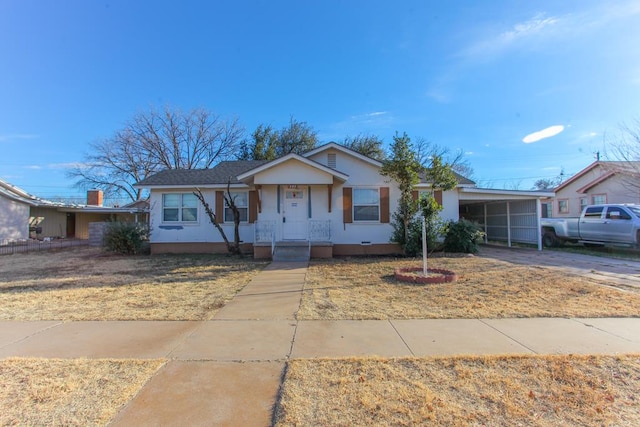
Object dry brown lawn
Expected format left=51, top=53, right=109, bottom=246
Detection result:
left=300, top=255, right=640, bottom=319
left=0, top=358, right=164, bottom=426
left=0, top=247, right=267, bottom=320
left=275, top=355, right=640, bottom=426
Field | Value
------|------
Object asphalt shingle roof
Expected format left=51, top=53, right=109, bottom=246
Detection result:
left=135, top=160, right=269, bottom=186
left=136, top=159, right=476, bottom=187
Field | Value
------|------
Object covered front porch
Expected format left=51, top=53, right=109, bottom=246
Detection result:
left=237, top=153, right=348, bottom=260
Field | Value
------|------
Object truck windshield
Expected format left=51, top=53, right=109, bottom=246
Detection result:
left=626, top=206, right=640, bottom=217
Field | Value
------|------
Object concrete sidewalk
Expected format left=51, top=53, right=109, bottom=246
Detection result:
left=2, top=318, right=640, bottom=360
left=1, top=255, right=640, bottom=426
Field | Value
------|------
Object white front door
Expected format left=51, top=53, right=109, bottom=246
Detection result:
left=283, top=188, right=307, bottom=240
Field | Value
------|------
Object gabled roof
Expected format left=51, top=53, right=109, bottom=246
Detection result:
left=575, top=171, right=615, bottom=194
left=303, top=142, right=383, bottom=167
left=135, top=161, right=269, bottom=188
left=236, top=153, right=349, bottom=183
left=554, top=161, right=640, bottom=192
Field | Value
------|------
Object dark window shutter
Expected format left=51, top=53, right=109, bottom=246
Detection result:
left=434, top=190, right=443, bottom=207
left=343, top=187, right=352, bottom=224
left=215, top=191, right=224, bottom=224
left=380, top=187, right=390, bottom=223
left=249, top=190, right=258, bottom=223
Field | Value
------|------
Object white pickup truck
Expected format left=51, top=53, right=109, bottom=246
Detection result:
left=541, top=204, right=640, bottom=248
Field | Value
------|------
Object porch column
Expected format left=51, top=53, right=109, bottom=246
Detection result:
left=255, top=185, right=262, bottom=213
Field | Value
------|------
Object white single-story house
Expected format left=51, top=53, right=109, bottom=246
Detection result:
left=0, top=179, right=148, bottom=244
left=136, top=143, right=554, bottom=257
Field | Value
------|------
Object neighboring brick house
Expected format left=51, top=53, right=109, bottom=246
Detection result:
left=542, top=161, right=640, bottom=218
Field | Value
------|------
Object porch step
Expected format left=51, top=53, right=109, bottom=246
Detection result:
left=272, top=242, right=310, bottom=262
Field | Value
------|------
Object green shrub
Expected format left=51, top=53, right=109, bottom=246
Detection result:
left=103, top=222, right=149, bottom=254
left=443, top=219, right=485, bottom=253
left=391, top=214, right=445, bottom=257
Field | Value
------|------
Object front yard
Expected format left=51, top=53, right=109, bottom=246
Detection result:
left=0, top=248, right=267, bottom=320
left=299, top=255, right=640, bottom=319
left=2, top=247, right=640, bottom=425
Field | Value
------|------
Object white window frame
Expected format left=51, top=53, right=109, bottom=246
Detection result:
left=579, top=197, right=588, bottom=212
left=162, top=193, right=198, bottom=223
left=224, top=191, right=249, bottom=223
left=352, top=187, right=380, bottom=222
left=592, top=194, right=607, bottom=205
left=557, top=199, right=569, bottom=214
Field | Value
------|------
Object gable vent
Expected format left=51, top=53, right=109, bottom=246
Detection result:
left=328, top=153, right=337, bottom=169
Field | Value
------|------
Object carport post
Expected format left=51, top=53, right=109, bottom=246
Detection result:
left=536, top=198, right=542, bottom=251
left=483, top=204, right=488, bottom=243
left=506, top=202, right=511, bottom=248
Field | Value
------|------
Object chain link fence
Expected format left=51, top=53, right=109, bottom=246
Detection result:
left=0, top=239, right=89, bottom=255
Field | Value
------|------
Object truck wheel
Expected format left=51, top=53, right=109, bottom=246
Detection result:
left=542, top=232, right=559, bottom=248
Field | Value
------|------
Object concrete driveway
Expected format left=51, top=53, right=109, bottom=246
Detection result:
left=479, top=245, right=640, bottom=289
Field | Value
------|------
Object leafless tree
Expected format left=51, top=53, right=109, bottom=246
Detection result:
left=69, top=106, right=244, bottom=202
left=603, top=118, right=640, bottom=193
left=193, top=182, right=243, bottom=255
left=413, top=137, right=475, bottom=180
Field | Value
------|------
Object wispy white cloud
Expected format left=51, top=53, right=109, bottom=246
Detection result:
left=350, top=111, right=389, bottom=122
left=48, top=162, right=91, bottom=170
left=459, top=13, right=560, bottom=61
left=321, top=111, right=394, bottom=141
left=25, top=165, right=42, bottom=170
left=522, top=125, right=565, bottom=143
left=0, top=134, right=39, bottom=142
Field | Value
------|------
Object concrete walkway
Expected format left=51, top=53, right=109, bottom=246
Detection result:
left=1, top=251, right=640, bottom=426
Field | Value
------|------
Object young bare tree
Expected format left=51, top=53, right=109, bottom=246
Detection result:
left=69, top=106, right=244, bottom=202
left=193, top=181, right=243, bottom=255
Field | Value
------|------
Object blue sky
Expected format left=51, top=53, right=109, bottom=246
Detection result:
left=1, top=0, right=639, bottom=204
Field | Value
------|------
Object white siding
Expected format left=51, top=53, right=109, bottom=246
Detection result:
left=308, top=150, right=399, bottom=244
left=149, top=189, right=254, bottom=244
left=0, top=195, right=29, bottom=241
left=254, top=159, right=334, bottom=184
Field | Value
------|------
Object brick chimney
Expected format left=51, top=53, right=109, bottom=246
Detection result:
left=87, top=189, right=104, bottom=206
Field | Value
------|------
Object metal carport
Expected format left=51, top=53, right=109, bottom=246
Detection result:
left=457, top=187, right=555, bottom=250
